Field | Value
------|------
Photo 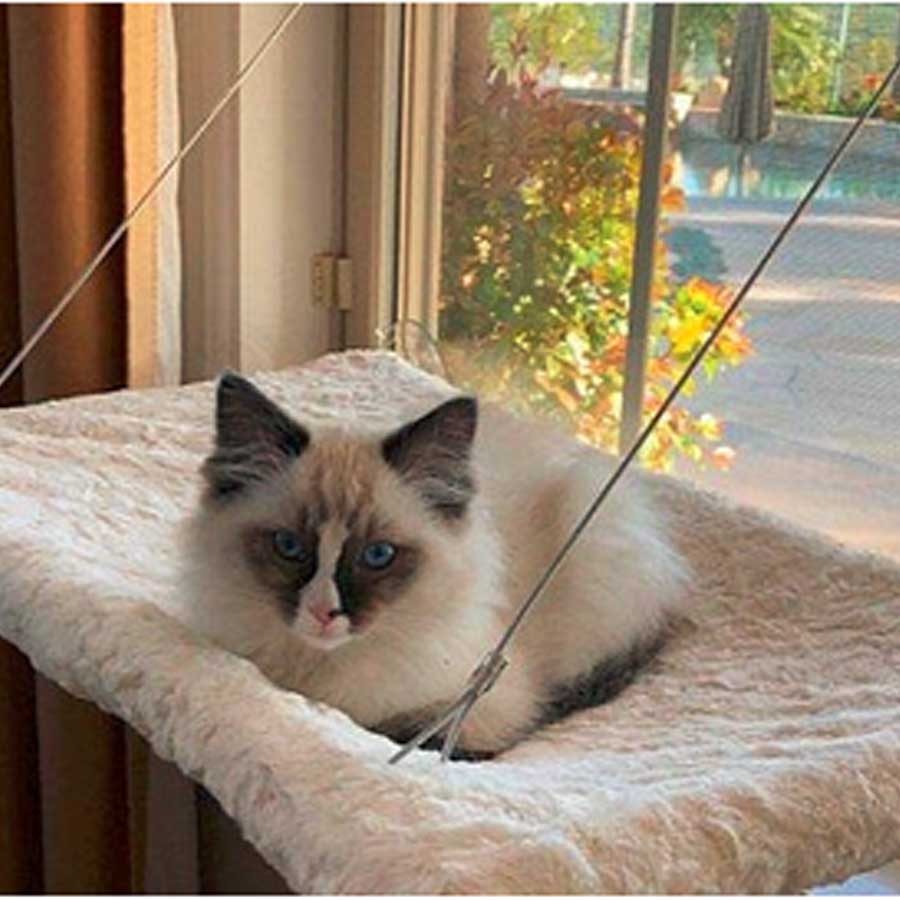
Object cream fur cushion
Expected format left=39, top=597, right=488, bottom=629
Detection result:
left=0, top=350, right=898, bottom=893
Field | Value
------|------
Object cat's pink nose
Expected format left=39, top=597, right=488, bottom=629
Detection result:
left=309, top=601, right=341, bottom=626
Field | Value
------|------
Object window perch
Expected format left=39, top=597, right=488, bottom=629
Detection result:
left=0, top=350, right=897, bottom=893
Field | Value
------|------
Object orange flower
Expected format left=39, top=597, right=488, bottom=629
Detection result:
left=661, top=186, right=686, bottom=214
left=712, top=446, right=736, bottom=470
left=863, top=73, right=881, bottom=92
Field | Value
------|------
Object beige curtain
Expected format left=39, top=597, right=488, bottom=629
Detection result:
left=124, top=3, right=182, bottom=388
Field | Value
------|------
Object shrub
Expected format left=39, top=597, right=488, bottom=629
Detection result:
left=769, top=5, right=839, bottom=114
left=439, top=74, right=752, bottom=471
left=829, top=71, right=900, bottom=122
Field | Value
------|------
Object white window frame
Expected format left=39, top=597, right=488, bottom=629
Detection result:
left=344, top=3, right=454, bottom=348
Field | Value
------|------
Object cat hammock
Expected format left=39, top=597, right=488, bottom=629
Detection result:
left=0, top=350, right=898, bottom=893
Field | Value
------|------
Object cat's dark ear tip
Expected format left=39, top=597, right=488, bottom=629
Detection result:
left=214, top=371, right=263, bottom=413
left=447, top=395, right=478, bottom=434
left=447, top=394, right=478, bottom=418
left=216, top=369, right=250, bottom=395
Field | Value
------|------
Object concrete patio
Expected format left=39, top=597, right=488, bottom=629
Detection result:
left=670, top=191, right=900, bottom=560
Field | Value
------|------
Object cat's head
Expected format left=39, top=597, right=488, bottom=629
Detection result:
left=190, top=371, right=483, bottom=654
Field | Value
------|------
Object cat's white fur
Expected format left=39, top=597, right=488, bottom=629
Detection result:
left=181, top=395, right=688, bottom=755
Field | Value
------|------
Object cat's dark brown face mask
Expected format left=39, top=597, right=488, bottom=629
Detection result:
left=238, top=510, right=424, bottom=649
left=201, top=372, right=478, bottom=650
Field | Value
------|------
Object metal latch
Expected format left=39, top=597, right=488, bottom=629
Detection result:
left=312, top=254, right=352, bottom=310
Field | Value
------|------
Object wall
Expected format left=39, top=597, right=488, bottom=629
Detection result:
left=238, top=4, right=345, bottom=373
left=175, top=5, right=240, bottom=383
left=176, top=4, right=345, bottom=382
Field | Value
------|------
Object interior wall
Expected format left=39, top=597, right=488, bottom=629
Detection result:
left=175, top=5, right=241, bottom=382
left=238, top=3, right=345, bottom=372
left=176, top=4, right=346, bottom=382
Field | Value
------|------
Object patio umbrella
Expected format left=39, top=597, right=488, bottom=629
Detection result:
left=717, top=4, right=774, bottom=197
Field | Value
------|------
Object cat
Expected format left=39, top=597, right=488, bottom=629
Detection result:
left=179, top=371, right=689, bottom=758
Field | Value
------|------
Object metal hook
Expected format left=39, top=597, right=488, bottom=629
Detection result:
left=388, top=650, right=508, bottom=764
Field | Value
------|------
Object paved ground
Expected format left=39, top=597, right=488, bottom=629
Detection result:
left=669, top=194, right=900, bottom=560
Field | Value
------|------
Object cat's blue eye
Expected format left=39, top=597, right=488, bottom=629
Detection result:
left=273, top=529, right=304, bottom=561
left=361, top=541, right=397, bottom=570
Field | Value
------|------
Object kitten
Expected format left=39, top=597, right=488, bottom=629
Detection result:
left=180, top=371, right=688, bottom=758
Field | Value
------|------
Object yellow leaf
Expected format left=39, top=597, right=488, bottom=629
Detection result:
left=534, top=371, right=578, bottom=414
left=697, top=413, right=722, bottom=441
left=669, top=314, right=707, bottom=355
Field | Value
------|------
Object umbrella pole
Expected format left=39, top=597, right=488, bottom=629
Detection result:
left=737, top=143, right=747, bottom=198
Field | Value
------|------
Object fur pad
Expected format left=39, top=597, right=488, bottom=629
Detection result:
left=0, top=351, right=898, bottom=892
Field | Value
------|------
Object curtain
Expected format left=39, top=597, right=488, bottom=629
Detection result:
left=124, top=3, right=182, bottom=388
left=0, top=6, right=130, bottom=891
left=0, top=7, right=21, bottom=408
left=5, top=3, right=127, bottom=402
left=0, top=4, right=189, bottom=892
left=0, top=643, right=41, bottom=891
left=0, top=2, right=182, bottom=400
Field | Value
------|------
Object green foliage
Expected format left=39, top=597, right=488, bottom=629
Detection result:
left=829, top=19, right=900, bottom=121
left=835, top=5, right=900, bottom=107
left=769, top=5, right=839, bottom=113
left=490, top=4, right=607, bottom=77
left=674, top=4, right=840, bottom=113
left=675, top=4, right=738, bottom=83
left=490, top=3, right=899, bottom=118
left=677, top=4, right=897, bottom=117
left=828, top=84, right=900, bottom=123
left=440, top=75, right=752, bottom=471
left=489, top=4, right=653, bottom=84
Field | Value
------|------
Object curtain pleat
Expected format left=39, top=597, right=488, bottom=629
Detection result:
left=125, top=728, right=202, bottom=894
left=1, top=5, right=134, bottom=892
left=0, top=3, right=198, bottom=891
left=126, top=730, right=151, bottom=893
left=35, top=677, right=132, bottom=893
left=0, top=641, right=42, bottom=893
left=0, top=10, right=39, bottom=895
left=0, top=6, right=21, bottom=408
left=124, top=3, right=182, bottom=388
left=6, top=3, right=126, bottom=402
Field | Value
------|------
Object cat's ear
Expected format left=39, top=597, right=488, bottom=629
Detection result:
left=202, top=371, right=309, bottom=501
left=382, top=396, right=478, bottom=520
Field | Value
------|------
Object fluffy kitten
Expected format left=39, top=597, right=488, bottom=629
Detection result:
left=180, top=371, right=688, bottom=758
